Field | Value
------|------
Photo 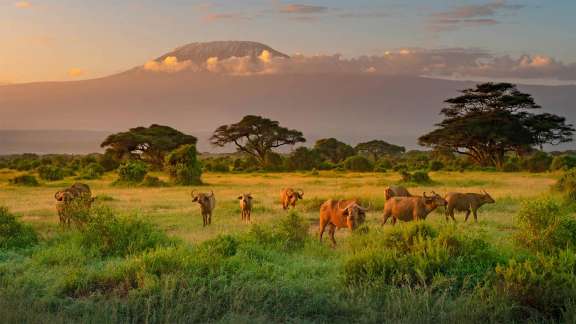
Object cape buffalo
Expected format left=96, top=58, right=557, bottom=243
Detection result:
left=238, top=193, right=253, bottom=223
left=192, top=190, right=216, bottom=226
left=280, top=188, right=304, bottom=210
left=384, top=185, right=412, bottom=201
left=445, top=190, right=495, bottom=222
left=319, top=199, right=368, bottom=247
left=54, top=182, right=93, bottom=227
left=382, top=192, right=446, bottom=225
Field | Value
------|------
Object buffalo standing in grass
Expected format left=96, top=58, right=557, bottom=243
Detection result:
left=319, top=199, right=368, bottom=247
left=445, top=190, right=495, bottom=222
left=382, top=192, right=446, bottom=225
left=384, top=185, right=413, bottom=201
left=54, top=182, right=94, bottom=227
left=191, top=190, right=216, bottom=226
left=280, top=188, right=304, bottom=210
left=238, top=193, right=253, bottom=223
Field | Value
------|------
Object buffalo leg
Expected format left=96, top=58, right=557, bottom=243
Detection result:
left=382, top=212, right=391, bottom=225
left=473, top=210, right=478, bottom=222
left=464, top=210, right=471, bottom=222
left=328, top=224, right=337, bottom=248
left=391, top=217, right=397, bottom=226
left=319, top=220, right=327, bottom=242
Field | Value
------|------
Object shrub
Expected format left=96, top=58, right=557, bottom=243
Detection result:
left=37, top=165, right=64, bottom=181
left=80, top=206, right=173, bottom=257
left=342, top=155, right=374, bottom=172
left=286, top=147, right=321, bottom=171
left=493, top=251, right=576, bottom=319
left=502, top=161, right=521, bottom=172
left=116, top=160, right=148, bottom=183
left=515, top=198, right=576, bottom=252
left=98, top=150, right=120, bottom=172
left=374, top=159, right=393, bottom=173
left=521, top=151, right=552, bottom=173
left=428, top=160, right=444, bottom=171
left=276, top=212, right=309, bottom=250
left=140, top=175, right=168, bottom=187
left=0, top=207, right=38, bottom=249
left=399, top=170, right=432, bottom=184
left=165, top=144, right=202, bottom=185
left=550, top=155, right=576, bottom=171
left=76, top=162, right=105, bottom=180
left=9, top=174, right=39, bottom=186
left=555, top=169, right=576, bottom=201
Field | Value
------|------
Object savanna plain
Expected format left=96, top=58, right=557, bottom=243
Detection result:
left=1, top=169, right=575, bottom=323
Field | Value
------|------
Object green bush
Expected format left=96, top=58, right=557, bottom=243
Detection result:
left=80, top=206, right=173, bottom=257
left=374, top=158, right=393, bottom=172
left=502, top=161, right=521, bottom=172
left=550, top=155, right=576, bottom=171
left=515, top=198, right=576, bottom=252
left=342, top=155, right=374, bottom=172
left=165, top=144, right=202, bottom=185
left=522, top=151, right=552, bottom=173
left=555, top=169, right=576, bottom=201
left=276, top=212, right=309, bottom=250
left=399, top=170, right=432, bottom=184
left=116, top=160, right=148, bottom=183
left=428, top=160, right=444, bottom=171
left=9, top=174, right=39, bottom=186
left=140, top=175, right=168, bottom=187
left=76, top=162, right=105, bottom=180
left=493, top=251, right=576, bottom=319
left=37, top=165, right=64, bottom=181
left=0, top=207, right=38, bottom=249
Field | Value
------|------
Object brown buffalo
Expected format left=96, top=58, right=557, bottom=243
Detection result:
left=445, top=190, right=495, bottom=222
left=280, top=188, right=304, bottom=210
left=191, top=190, right=216, bottom=226
left=54, top=182, right=94, bottom=227
left=384, top=185, right=412, bottom=201
left=238, top=193, right=253, bottom=223
left=319, top=199, right=368, bottom=247
left=382, top=192, right=446, bottom=225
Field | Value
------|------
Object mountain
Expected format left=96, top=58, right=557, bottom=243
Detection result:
left=1, top=41, right=575, bottom=154
left=156, top=41, right=289, bottom=64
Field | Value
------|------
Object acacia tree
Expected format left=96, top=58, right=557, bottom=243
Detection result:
left=210, top=115, right=305, bottom=167
left=101, top=124, right=197, bottom=170
left=314, top=138, right=355, bottom=164
left=355, top=140, right=405, bottom=161
left=419, top=83, right=574, bottom=169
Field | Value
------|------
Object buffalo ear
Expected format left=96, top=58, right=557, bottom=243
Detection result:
left=297, top=193, right=303, bottom=199
left=342, top=209, right=349, bottom=216
left=192, top=197, right=198, bottom=202
left=237, top=196, right=243, bottom=200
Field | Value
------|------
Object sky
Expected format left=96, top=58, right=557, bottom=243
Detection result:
left=1, top=0, right=575, bottom=83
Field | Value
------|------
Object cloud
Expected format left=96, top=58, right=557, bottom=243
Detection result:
left=68, top=68, right=86, bottom=77
left=144, top=56, right=197, bottom=73
left=202, top=13, right=247, bottom=22
left=14, top=1, right=32, bottom=8
left=429, top=0, right=524, bottom=31
left=141, top=49, right=576, bottom=82
left=279, top=4, right=328, bottom=14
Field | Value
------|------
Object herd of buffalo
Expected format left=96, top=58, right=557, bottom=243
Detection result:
left=54, top=183, right=495, bottom=247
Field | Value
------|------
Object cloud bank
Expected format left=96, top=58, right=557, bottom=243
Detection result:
left=142, top=49, right=576, bottom=83
left=429, top=0, right=524, bottom=31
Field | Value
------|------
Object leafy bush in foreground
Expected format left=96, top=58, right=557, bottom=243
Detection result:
left=37, top=165, right=64, bottom=181
left=116, top=160, right=148, bottom=184
left=399, top=170, right=432, bottom=184
left=140, top=175, right=168, bottom=187
left=342, top=155, right=374, bottom=172
left=9, top=174, right=39, bottom=186
left=0, top=207, right=38, bottom=250
left=76, top=162, right=105, bottom=180
left=165, top=144, right=202, bottom=185
left=555, top=169, right=576, bottom=201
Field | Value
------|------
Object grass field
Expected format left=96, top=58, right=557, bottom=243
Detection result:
left=1, top=169, right=575, bottom=323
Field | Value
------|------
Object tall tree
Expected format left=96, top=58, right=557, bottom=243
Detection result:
left=419, top=83, right=574, bottom=169
left=101, top=124, right=197, bottom=170
left=355, top=140, right=405, bottom=161
left=210, top=115, right=305, bottom=167
left=314, top=138, right=355, bottom=164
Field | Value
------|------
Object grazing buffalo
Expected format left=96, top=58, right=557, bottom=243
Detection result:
left=191, top=190, right=216, bottom=226
left=280, top=188, right=304, bottom=210
left=319, top=199, right=368, bottom=247
left=54, top=182, right=94, bottom=227
left=382, top=192, right=446, bottom=225
left=238, top=193, right=253, bottom=223
left=445, top=190, right=495, bottom=222
left=384, top=185, right=412, bottom=201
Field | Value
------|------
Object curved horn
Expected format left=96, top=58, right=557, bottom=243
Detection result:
left=423, top=192, right=428, bottom=199
left=297, top=189, right=304, bottom=196
left=482, top=188, right=488, bottom=194
left=54, top=191, right=61, bottom=200
left=191, top=190, right=197, bottom=198
left=209, top=190, right=214, bottom=197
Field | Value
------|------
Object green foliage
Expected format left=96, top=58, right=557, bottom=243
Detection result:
left=9, top=174, right=39, bottom=186
left=37, top=165, right=64, bottom=181
left=80, top=206, right=173, bottom=257
left=355, top=140, right=405, bottom=161
left=551, top=154, right=576, bottom=171
left=140, top=175, right=168, bottom=187
left=165, top=144, right=202, bottom=185
left=276, top=212, right=309, bottom=250
left=101, top=124, right=197, bottom=170
left=263, top=152, right=285, bottom=171
left=428, top=160, right=444, bottom=171
left=98, top=150, right=120, bottom=172
left=0, top=207, right=38, bottom=250
left=76, top=162, right=104, bottom=180
left=493, top=251, right=576, bottom=319
left=342, top=155, right=374, bottom=172
left=399, top=170, right=432, bottom=184
left=515, top=198, right=576, bottom=252
left=314, top=138, right=355, bottom=164
left=116, top=160, right=148, bottom=184
left=285, top=147, right=321, bottom=171
left=521, top=151, right=552, bottom=173
left=555, top=169, right=576, bottom=201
